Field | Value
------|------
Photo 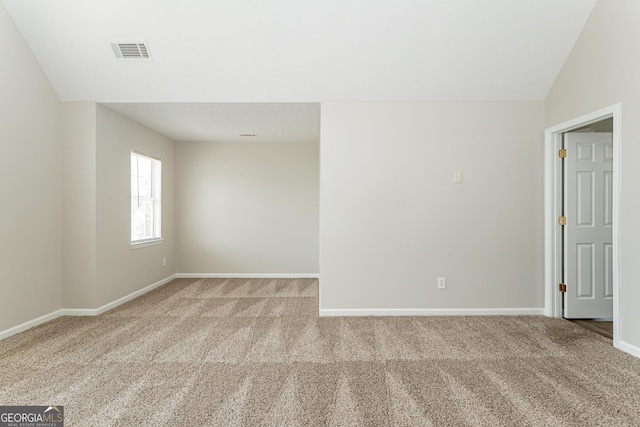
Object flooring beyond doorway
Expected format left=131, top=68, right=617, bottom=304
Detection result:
left=569, top=319, right=614, bottom=340
left=0, top=278, right=639, bottom=425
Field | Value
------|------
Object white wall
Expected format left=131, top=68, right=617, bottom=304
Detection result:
left=61, top=102, right=97, bottom=309
left=0, top=3, right=62, bottom=331
left=176, top=141, right=319, bottom=275
left=545, top=0, right=640, bottom=352
left=320, top=102, right=544, bottom=312
left=96, top=105, right=176, bottom=306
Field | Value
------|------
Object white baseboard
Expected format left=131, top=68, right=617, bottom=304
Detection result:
left=61, top=274, right=177, bottom=316
left=176, top=273, right=319, bottom=279
left=0, top=274, right=177, bottom=341
left=0, top=309, right=63, bottom=341
left=319, top=308, right=545, bottom=317
left=94, top=274, right=177, bottom=315
left=615, top=339, right=640, bottom=359
left=60, top=308, right=99, bottom=316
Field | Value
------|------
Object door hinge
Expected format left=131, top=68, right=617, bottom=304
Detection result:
left=559, top=283, right=567, bottom=292
left=558, top=216, right=567, bottom=226
left=559, top=149, right=567, bottom=158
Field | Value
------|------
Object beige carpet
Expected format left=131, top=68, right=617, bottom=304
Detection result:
left=1, top=278, right=639, bottom=426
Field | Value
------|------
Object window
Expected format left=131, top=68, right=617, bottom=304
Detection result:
left=131, top=151, right=161, bottom=244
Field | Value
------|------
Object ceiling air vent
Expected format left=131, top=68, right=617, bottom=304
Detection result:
left=111, top=42, right=152, bottom=61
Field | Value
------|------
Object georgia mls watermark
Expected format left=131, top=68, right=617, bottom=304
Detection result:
left=0, top=406, right=63, bottom=427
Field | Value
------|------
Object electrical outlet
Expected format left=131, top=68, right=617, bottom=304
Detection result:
left=162, top=257, right=167, bottom=267
left=437, top=277, right=446, bottom=290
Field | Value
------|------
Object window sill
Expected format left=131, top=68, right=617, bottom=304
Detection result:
left=130, top=238, right=164, bottom=249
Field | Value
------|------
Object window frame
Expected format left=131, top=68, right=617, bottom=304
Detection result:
left=130, top=150, right=162, bottom=248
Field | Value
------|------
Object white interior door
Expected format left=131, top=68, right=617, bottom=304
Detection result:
left=564, top=132, right=613, bottom=319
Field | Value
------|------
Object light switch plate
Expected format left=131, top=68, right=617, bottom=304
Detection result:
left=453, top=171, right=463, bottom=184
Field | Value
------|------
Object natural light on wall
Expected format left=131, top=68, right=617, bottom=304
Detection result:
left=131, top=151, right=162, bottom=245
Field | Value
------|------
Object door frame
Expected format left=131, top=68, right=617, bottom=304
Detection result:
left=544, top=104, right=621, bottom=342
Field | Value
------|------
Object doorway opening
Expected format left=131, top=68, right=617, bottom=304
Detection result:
left=544, top=104, right=621, bottom=345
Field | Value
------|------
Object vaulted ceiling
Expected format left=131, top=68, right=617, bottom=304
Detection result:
left=3, top=0, right=598, bottom=141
